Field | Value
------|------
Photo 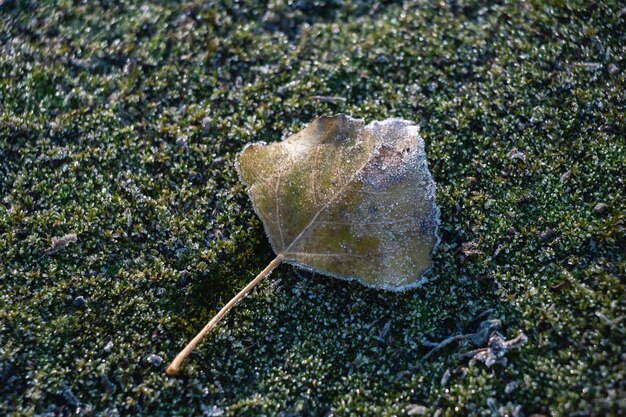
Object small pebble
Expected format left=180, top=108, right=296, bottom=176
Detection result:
left=201, top=405, right=225, bottom=416
left=202, top=116, right=212, bottom=132
left=212, top=156, right=226, bottom=167
left=146, top=354, right=163, bottom=366
left=103, top=340, right=114, bottom=352
left=505, top=380, right=519, bottom=394
left=594, top=203, right=608, bottom=214
left=507, top=148, right=526, bottom=162
left=73, top=296, right=86, bottom=307
left=406, top=404, right=428, bottom=416
left=76, top=405, right=92, bottom=416
left=375, top=54, right=389, bottom=64
left=560, top=170, right=572, bottom=184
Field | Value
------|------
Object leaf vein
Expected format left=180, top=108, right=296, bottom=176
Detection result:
left=283, top=141, right=379, bottom=254
left=275, top=156, right=286, bottom=250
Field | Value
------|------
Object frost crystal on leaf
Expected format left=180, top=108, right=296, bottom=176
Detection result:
left=236, top=114, right=440, bottom=290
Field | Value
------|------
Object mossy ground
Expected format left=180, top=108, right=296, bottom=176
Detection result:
left=1, top=1, right=624, bottom=416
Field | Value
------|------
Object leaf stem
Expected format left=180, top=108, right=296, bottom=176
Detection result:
left=166, top=254, right=283, bottom=376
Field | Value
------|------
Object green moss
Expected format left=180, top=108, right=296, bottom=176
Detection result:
left=1, top=0, right=624, bottom=416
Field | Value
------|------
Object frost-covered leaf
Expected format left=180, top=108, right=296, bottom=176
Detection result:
left=236, top=115, right=439, bottom=290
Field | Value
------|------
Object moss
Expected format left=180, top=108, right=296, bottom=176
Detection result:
left=1, top=0, right=624, bottom=416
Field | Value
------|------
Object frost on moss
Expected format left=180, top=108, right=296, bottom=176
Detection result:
left=1, top=1, right=624, bottom=416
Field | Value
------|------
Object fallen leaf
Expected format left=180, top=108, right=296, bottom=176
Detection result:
left=167, top=114, right=440, bottom=375
left=236, top=114, right=440, bottom=289
left=461, top=331, right=528, bottom=367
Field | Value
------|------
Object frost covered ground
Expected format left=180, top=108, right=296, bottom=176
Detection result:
left=1, top=1, right=624, bottom=416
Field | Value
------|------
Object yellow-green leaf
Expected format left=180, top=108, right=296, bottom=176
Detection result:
left=236, top=114, right=439, bottom=290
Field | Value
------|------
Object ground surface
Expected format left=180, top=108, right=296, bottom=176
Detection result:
left=1, top=1, right=624, bottom=416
